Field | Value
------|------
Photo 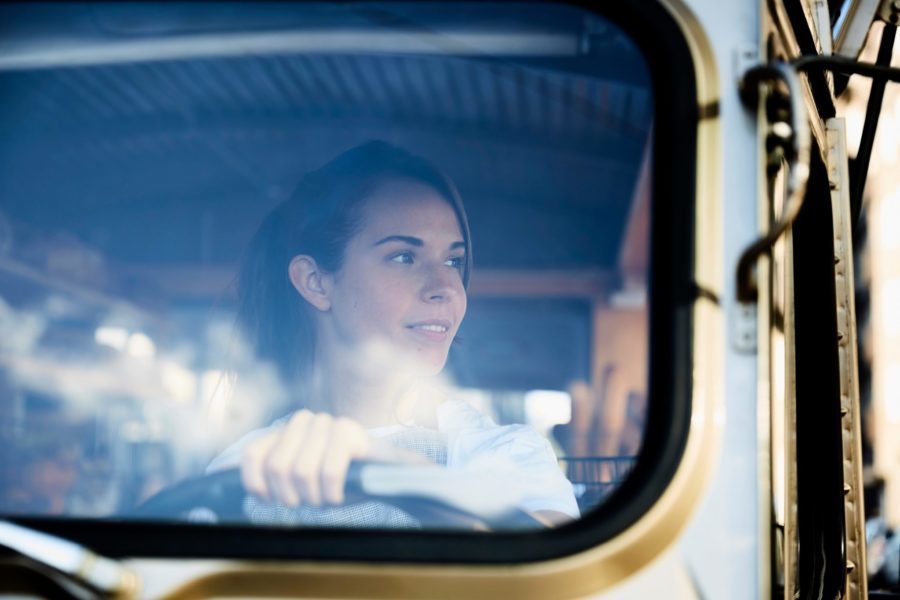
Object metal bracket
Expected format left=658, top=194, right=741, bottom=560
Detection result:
left=735, top=62, right=812, bottom=304
left=732, top=303, right=758, bottom=353
left=878, top=0, right=900, bottom=25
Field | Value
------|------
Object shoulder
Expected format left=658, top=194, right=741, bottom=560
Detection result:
left=437, top=399, right=558, bottom=468
left=437, top=398, right=580, bottom=518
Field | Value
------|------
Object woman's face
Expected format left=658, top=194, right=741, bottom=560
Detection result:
left=322, top=178, right=468, bottom=375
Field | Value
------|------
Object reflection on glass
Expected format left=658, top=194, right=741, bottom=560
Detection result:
left=0, top=2, right=651, bottom=529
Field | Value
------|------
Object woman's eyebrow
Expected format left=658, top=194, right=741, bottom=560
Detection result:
left=373, top=235, right=467, bottom=250
left=373, top=235, right=423, bottom=247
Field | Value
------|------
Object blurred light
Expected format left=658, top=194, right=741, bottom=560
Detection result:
left=0, top=32, right=580, bottom=71
left=771, top=329, right=786, bottom=525
left=125, top=332, right=156, bottom=359
left=94, top=326, right=129, bottom=351
left=844, top=103, right=864, bottom=158
left=610, top=284, right=646, bottom=308
left=524, top=389, right=572, bottom=433
left=878, top=189, right=900, bottom=250
left=202, top=370, right=231, bottom=424
left=161, top=361, right=198, bottom=404
left=121, top=420, right=147, bottom=442
left=885, top=364, right=900, bottom=424
left=883, top=279, right=900, bottom=336
left=874, top=113, right=899, bottom=168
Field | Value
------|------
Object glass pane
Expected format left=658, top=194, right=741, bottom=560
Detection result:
left=0, top=2, right=652, bottom=530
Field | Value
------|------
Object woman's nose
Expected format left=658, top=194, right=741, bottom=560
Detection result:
left=420, top=265, right=462, bottom=302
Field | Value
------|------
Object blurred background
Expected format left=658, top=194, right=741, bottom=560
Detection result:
left=838, top=20, right=900, bottom=586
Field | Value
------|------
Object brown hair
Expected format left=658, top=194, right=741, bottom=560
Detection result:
left=235, top=140, right=471, bottom=406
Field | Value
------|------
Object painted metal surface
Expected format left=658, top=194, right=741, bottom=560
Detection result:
left=672, top=1, right=762, bottom=599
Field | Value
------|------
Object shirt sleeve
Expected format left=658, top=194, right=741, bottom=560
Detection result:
left=439, top=400, right=580, bottom=518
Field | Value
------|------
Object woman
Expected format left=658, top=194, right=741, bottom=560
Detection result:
left=211, top=141, right=578, bottom=527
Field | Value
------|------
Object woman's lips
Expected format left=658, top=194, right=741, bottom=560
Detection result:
left=406, top=319, right=453, bottom=342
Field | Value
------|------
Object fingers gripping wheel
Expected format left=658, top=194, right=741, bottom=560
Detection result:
left=131, top=464, right=543, bottom=530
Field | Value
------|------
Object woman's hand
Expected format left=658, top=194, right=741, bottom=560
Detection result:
left=240, top=410, right=427, bottom=507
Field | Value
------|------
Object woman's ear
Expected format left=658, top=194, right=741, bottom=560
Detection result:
left=288, top=255, right=332, bottom=311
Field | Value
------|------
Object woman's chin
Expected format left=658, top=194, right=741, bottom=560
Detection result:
left=400, top=346, right=450, bottom=377
left=398, top=352, right=447, bottom=377
left=350, top=337, right=448, bottom=378
left=412, top=359, right=446, bottom=377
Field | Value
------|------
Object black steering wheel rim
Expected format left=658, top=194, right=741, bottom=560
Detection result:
left=131, top=464, right=543, bottom=530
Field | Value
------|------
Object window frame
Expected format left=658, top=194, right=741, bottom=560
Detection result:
left=5, top=0, right=702, bottom=566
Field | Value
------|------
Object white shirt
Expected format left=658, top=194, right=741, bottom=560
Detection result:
left=208, top=398, right=579, bottom=519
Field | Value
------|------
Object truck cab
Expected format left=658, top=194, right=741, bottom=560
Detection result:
left=0, top=1, right=898, bottom=598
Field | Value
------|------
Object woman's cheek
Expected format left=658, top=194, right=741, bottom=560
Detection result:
left=366, top=277, right=409, bottom=327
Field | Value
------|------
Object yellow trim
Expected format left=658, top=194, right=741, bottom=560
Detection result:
left=125, top=2, right=725, bottom=597
left=756, top=112, right=775, bottom=600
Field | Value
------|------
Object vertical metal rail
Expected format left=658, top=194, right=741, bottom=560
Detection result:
left=739, top=61, right=811, bottom=600
left=825, top=118, right=868, bottom=600
left=781, top=212, right=799, bottom=600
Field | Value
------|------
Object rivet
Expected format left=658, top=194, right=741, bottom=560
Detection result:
left=771, top=121, right=793, bottom=139
left=844, top=484, right=852, bottom=495
left=841, top=407, right=849, bottom=416
left=846, top=560, right=856, bottom=573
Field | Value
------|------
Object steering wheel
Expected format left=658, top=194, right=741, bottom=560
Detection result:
left=131, top=463, right=543, bottom=530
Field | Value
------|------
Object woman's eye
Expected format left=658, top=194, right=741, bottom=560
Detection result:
left=390, top=252, right=414, bottom=265
left=445, top=256, right=464, bottom=270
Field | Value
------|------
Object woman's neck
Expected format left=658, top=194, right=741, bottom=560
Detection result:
left=311, top=360, right=415, bottom=428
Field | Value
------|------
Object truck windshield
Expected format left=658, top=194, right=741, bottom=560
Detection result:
left=0, top=2, right=652, bottom=531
